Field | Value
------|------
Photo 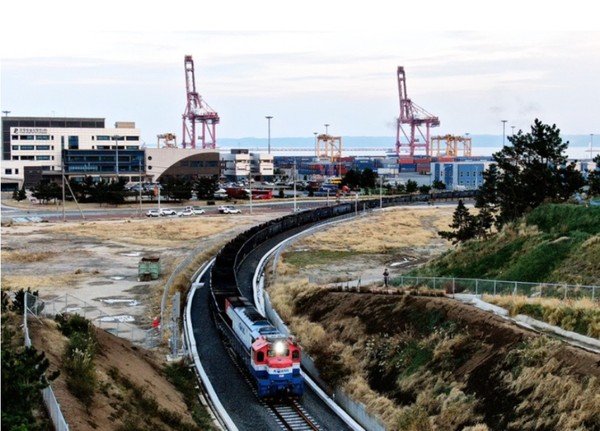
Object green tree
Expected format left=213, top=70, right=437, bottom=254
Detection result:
left=162, top=177, right=192, bottom=202
left=193, top=175, right=219, bottom=200
left=438, top=199, right=477, bottom=245
left=587, top=154, right=600, bottom=195
left=342, top=169, right=361, bottom=190
left=481, top=119, right=581, bottom=228
left=431, top=180, right=446, bottom=190
left=31, top=181, right=62, bottom=204
left=406, top=180, right=418, bottom=193
left=1, top=302, right=59, bottom=429
left=360, top=168, right=377, bottom=189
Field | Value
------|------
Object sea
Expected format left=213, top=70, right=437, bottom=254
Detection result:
left=218, top=135, right=597, bottom=160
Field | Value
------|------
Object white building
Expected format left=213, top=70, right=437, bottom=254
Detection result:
left=1, top=116, right=142, bottom=190
left=220, top=149, right=274, bottom=181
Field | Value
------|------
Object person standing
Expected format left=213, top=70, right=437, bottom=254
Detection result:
left=383, top=268, right=389, bottom=287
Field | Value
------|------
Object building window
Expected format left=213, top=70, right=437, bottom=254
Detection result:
left=36, top=155, right=50, bottom=160
left=125, top=136, right=139, bottom=141
left=20, top=145, right=35, bottom=150
left=96, top=136, right=110, bottom=141
left=36, top=145, right=51, bottom=150
left=21, top=156, right=35, bottom=160
left=12, top=146, right=18, bottom=151
left=68, top=136, right=79, bottom=150
left=5, top=169, right=12, bottom=175
left=21, top=135, right=34, bottom=140
left=35, top=135, right=50, bottom=140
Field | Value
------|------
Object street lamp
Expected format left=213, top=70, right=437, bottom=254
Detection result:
left=324, top=123, right=330, bottom=135
left=501, top=120, right=507, bottom=146
left=112, top=135, right=122, bottom=179
left=266, top=116, right=273, bottom=154
left=379, top=174, right=383, bottom=209
left=293, top=159, right=297, bottom=213
left=511, top=125, right=515, bottom=136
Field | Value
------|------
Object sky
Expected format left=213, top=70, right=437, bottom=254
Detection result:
left=1, top=2, right=599, bottom=147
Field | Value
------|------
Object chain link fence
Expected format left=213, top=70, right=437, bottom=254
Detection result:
left=393, top=276, right=598, bottom=301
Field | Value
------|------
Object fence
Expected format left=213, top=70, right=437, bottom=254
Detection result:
left=38, top=293, right=159, bottom=347
left=393, top=276, right=598, bottom=301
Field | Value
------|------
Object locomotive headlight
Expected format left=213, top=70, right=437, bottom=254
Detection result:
left=273, top=340, right=286, bottom=356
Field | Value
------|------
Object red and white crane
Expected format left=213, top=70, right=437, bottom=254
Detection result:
left=395, top=66, right=440, bottom=157
left=182, top=55, right=220, bottom=149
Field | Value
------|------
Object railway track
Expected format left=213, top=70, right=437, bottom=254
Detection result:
left=267, top=400, right=322, bottom=431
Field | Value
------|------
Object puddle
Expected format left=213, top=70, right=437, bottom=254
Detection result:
left=97, top=315, right=135, bottom=323
left=99, top=298, right=139, bottom=306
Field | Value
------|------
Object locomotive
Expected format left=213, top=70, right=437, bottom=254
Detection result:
left=223, top=296, right=304, bottom=398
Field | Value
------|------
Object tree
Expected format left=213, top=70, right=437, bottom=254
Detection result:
left=360, top=168, right=377, bottom=189
left=431, top=180, right=446, bottom=190
left=587, top=154, right=600, bottom=195
left=406, top=180, right=418, bottom=193
left=194, top=175, right=219, bottom=200
left=479, top=119, right=581, bottom=228
left=342, top=169, right=361, bottom=190
left=438, top=199, right=477, bottom=245
left=1, top=295, right=59, bottom=429
left=12, top=186, right=27, bottom=202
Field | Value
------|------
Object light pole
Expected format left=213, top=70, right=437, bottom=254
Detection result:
left=324, top=123, right=330, bottom=135
left=379, top=174, right=383, bottom=209
left=314, top=132, right=318, bottom=155
left=511, top=125, right=515, bottom=136
left=112, top=135, right=121, bottom=179
left=2, top=110, right=10, bottom=117
left=293, top=159, right=297, bottom=213
left=266, top=116, right=273, bottom=154
left=501, top=120, right=507, bottom=146
left=248, top=162, right=253, bottom=215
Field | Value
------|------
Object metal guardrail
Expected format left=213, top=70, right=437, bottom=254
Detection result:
left=393, top=276, right=599, bottom=301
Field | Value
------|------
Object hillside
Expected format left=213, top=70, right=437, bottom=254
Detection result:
left=292, top=290, right=600, bottom=430
left=411, top=203, right=600, bottom=286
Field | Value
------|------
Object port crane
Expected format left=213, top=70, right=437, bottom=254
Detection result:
left=182, top=55, right=220, bottom=149
left=395, top=66, right=440, bottom=157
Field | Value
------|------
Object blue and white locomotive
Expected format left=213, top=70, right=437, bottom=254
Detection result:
left=224, top=297, right=304, bottom=398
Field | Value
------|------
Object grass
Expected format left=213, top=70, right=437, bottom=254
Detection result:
left=410, top=204, right=600, bottom=285
left=483, top=295, right=600, bottom=338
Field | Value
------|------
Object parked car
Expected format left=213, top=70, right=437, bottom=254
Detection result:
left=178, top=206, right=205, bottom=217
left=218, top=205, right=241, bottom=214
left=160, top=208, right=177, bottom=216
left=146, top=209, right=161, bottom=217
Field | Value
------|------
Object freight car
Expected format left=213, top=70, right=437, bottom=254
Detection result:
left=219, top=296, right=304, bottom=398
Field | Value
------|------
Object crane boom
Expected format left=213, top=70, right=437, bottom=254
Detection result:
left=182, top=55, right=220, bottom=149
left=395, top=66, right=439, bottom=157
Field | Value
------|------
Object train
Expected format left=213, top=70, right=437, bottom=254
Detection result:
left=219, top=296, right=304, bottom=398
left=209, top=190, right=476, bottom=398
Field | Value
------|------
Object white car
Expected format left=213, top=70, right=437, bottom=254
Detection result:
left=218, top=205, right=241, bottom=214
left=159, top=208, right=177, bottom=216
left=178, top=207, right=205, bottom=217
left=146, top=209, right=161, bottom=217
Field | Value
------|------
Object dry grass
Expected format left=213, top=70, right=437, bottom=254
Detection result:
left=45, top=218, right=241, bottom=247
left=294, top=208, right=453, bottom=253
left=505, top=358, right=600, bottom=429
left=1, top=250, right=61, bottom=263
left=483, top=294, right=600, bottom=338
left=1, top=273, right=92, bottom=292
